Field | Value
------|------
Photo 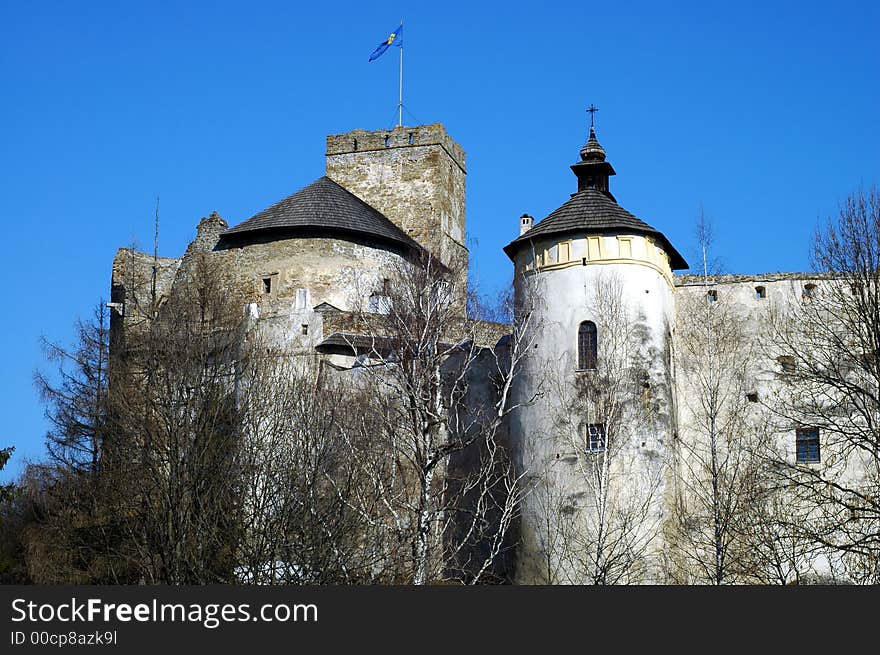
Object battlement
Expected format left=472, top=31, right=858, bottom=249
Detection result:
left=325, top=122, right=469, bottom=313
left=674, top=271, right=830, bottom=286
left=326, top=123, right=466, bottom=173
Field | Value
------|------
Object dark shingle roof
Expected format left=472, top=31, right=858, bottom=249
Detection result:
left=316, top=332, right=458, bottom=357
left=221, top=176, right=420, bottom=252
left=315, top=332, right=396, bottom=357
left=313, top=301, right=342, bottom=313
left=503, top=187, right=688, bottom=269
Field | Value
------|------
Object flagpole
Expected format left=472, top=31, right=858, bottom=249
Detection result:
left=398, top=20, right=403, bottom=127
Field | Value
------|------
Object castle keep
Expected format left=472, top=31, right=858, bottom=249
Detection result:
left=110, top=120, right=858, bottom=584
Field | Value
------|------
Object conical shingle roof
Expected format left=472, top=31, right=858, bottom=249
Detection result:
left=504, top=187, right=687, bottom=269
left=221, top=176, right=420, bottom=252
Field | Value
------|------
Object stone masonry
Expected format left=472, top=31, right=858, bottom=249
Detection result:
left=325, top=123, right=469, bottom=304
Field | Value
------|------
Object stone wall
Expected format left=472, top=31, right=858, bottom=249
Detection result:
left=325, top=123, right=468, bottom=305
left=211, top=233, right=410, bottom=316
left=109, top=247, right=181, bottom=341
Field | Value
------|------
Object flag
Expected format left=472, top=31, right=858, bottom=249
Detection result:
left=368, top=23, right=403, bottom=61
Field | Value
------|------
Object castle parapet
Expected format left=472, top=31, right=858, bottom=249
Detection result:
left=326, top=123, right=466, bottom=173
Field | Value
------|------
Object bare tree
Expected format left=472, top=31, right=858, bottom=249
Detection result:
left=764, top=188, right=880, bottom=582
left=23, top=246, right=533, bottom=585
left=535, top=272, right=667, bottom=585
left=35, top=303, right=110, bottom=478
left=105, top=253, right=251, bottom=583
left=233, top=352, right=389, bottom=583
left=668, top=213, right=765, bottom=584
left=328, top=254, right=532, bottom=584
left=733, top=473, right=822, bottom=584
left=22, top=302, right=136, bottom=583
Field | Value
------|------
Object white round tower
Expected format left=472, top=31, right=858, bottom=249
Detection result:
left=504, top=124, right=688, bottom=584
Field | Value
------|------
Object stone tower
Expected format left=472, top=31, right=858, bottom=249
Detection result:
left=325, top=123, right=469, bottom=298
left=503, top=126, right=688, bottom=584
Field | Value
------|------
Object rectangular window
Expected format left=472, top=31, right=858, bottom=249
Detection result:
left=295, top=288, right=311, bottom=310
left=587, top=237, right=602, bottom=261
left=796, top=428, right=820, bottom=463
left=618, top=237, right=632, bottom=258
left=755, top=286, right=766, bottom=299
left=707, top=290, right=718, bottom=302
left=558, top=241, right=571, bottom=263
left=260, top=272, right=279, bottom=295
left=586, top=423, right=607, bottom=452
left=301, top=324, right=309, bottom=335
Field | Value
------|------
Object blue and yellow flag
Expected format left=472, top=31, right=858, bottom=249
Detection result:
left=368, top=23, right=403, bottom=61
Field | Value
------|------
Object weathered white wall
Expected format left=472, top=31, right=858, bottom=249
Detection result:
left=672, top=273, right=870, bottom=581
left=674, top=274, right=830, bottom=464
left=509, top=237, right=677, bottom=583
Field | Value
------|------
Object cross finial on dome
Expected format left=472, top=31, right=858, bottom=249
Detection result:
left=572, top=106, right=615, bottom=194
left=586, top=104, right=599, bottom=129
left=579, top=105, right=606, bottom=161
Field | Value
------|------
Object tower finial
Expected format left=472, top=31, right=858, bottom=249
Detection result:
left=573, top=106, right=614, bottom=196
left=579, top=108, right=606, bottom=163
left=586, top=104, right=599, bottom=130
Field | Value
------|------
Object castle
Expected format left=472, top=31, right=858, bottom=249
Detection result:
left=110, top=121, right=859, bottom=584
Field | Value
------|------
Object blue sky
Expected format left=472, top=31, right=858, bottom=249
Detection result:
left=1, top=0, right=878, bottom=480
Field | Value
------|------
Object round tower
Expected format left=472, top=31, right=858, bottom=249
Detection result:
left=503, top=124, right=688, bottom=584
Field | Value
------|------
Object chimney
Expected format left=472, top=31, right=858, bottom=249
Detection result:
left=520, top=213, right=534, bottom=235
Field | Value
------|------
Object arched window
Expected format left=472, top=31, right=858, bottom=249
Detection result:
left=578, top=321, right=597, bottom=370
